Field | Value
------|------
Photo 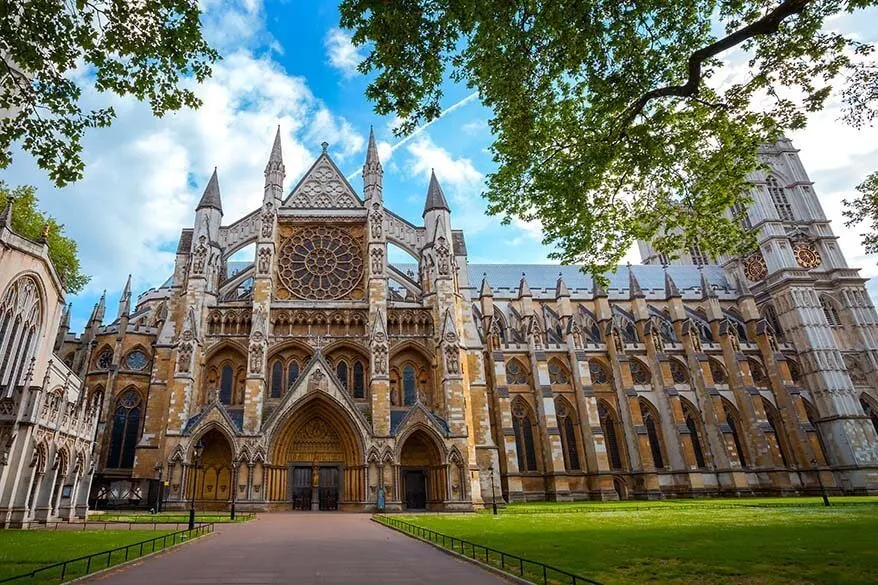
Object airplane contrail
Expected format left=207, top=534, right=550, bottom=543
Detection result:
left=345, top=91, right=479, bottom=181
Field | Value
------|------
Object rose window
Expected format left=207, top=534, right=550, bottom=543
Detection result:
left=277, top=226, right=364, bottom=300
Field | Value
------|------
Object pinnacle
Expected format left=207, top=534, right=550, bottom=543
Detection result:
left=269, top=125, right=283, bottom=164
left=423, top=169, right=450, bottom=215
left=196, top=168, right=223, bottom=213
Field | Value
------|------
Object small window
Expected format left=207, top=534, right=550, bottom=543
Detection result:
left=512, top=400, right=538, bottom=472
left=505, top=360, right=527, bottom=385
left=669, top=360, right=689, bottom=385
left=821, top=297, right=841, bottom=326
left=124, top=350, right=149, bottom=371
left=270, top=360, right=283, bottom=398
left=287, top=360, right=299, bottom=389
left=629, top=360, right=650, bottom=385
left=402, top=364, right=417, bottom=405
left=548, top=360, right=569, bottom=384
left=97, top=349, right=113, bottom=370
left=353, top=361, right=365, bottom=399
left=589, top=360, right=609, bottom=384
left=767, top=176, right=794, bottom=221
left=219, top=365, right=234, bottom=404
left=336, top=361, right=348, bottom=391
left=688, top=242, right=709, bottom=266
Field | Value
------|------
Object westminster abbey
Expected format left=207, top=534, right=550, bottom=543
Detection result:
left=1, top=131, right=877, bottom=525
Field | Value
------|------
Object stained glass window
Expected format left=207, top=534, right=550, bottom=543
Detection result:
left=107, top=389, right=141, bottom=468
left=403, top=364, right=417, bottom=405
left=124, top=350, right=148, bottom=371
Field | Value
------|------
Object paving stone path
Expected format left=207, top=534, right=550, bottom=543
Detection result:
left=85, top=513, right=512, bottom=584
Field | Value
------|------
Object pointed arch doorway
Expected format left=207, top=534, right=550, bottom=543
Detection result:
left=270, top=397, right=365, bottom=511
left=398, top=430, right=446, bottom=510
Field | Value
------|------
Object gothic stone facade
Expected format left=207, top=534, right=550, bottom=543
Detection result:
left=54, top=132, right=878, bottom=512
left=0, top=206, right=98, bottom=528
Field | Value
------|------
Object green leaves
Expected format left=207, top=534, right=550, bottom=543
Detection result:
left=341, top=0, right=878, bottom=276
left=0, top=182, right=89, bottom=293
left=0, top=0, right=219, bottom=187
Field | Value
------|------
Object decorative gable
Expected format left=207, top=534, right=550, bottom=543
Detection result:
left=284, top=152, right=361, bottom=209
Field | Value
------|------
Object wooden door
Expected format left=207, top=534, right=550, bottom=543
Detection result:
left=291, top=466, right=311, bottom=510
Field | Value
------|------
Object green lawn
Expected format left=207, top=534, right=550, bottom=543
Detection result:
left=93, top=511, right=251, bottom=524
left=0, top=530, right=182, bottom=583
left=394, top=498, right=878, bottom=585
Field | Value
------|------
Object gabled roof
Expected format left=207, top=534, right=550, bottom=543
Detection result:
left=282, top=147, right=362, bottom=209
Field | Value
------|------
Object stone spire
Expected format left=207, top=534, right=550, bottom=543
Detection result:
left=664, top=267, right=681, bottom=298
left=196, top=168, right=223, bottom=213
left=517, top=273, right=532, bottom=299
left=734, top=272, right=753, bottom=298
left=268, top=125, right=283, bottom=165
left=117, top=274, right=132, bottom=320
left=423, top=169, right=450, bottom=216
left=364, top=126, right=382, bottom=174
left=555, top=273, right=570, bottom=299
left=363, top=127, right=383, bottom=204
left=700, top=268, right=717, bottom=299
left=628, top=263, right=644, bottom=299
left=90, top=290, right=106, bottom=325
left=479, top=273, right=493, bottom=298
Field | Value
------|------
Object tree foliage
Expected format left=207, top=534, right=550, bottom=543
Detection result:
left=844, top=171, right=878, bottom=254
left=0, top=182, right=89, bottom=293
left=0, top=0, right=219, bottom=187
left=340, top=0, right=878, bottom=275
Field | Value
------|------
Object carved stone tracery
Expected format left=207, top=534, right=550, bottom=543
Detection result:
left=276, top=225, right=364, bottom=300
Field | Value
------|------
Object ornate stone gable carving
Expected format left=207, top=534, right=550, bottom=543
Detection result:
left=369, top=203, right=383, bottom=238
left=435, top=236, right=451, bottom=276
left=285, top=155, right=361, bottom=209
left=275, top=223, right=366, bottom=301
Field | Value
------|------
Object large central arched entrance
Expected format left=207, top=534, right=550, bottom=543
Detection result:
left=269, top=396, right=366, bottom=511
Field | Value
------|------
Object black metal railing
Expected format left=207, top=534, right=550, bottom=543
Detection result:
left=0, top=523, right=214, bottom=584
left=374, top=515, right=602, bottom=585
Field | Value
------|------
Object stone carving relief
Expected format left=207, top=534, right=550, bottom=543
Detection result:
left=308, top=368, right=327, bottom=392
left=370, top=247, right=384, bottom=275
left=287, top=159, right=359, bottom=208
left=177, top=338, right=193, bottom=374
left=192, top=236, right=208, bottom=274
left=370, top=203, right=383, bottom=238
left=435, top=236, right=451, bottom=276
left=261, top=211, right=275, bottom=239
left=257, top=247, right=272, bottom=275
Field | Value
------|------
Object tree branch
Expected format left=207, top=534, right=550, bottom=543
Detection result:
left=619, top=0, right=814, bottom=129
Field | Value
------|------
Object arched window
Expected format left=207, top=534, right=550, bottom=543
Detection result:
left=709, top=358, right=728, bottom=385
left=682, top=402, right=706, bottom=468
left=749, top=359, right=769, bottom=388
left=763, top=399, right=791, bottom=467
left=821, top=297, right=841, bottom=326
left=629, top=360, right=650, bottom=385
left=762, top=304, right=784, bottom=339
left=219, top=365, right=234, bottom=404
left=598, top=401, right=624, bottom=470
left=640, top=400, right=665, bottom=469
left=693, top=310, right=714, bottom=343
left=505, top=359, right=528, bottom=385
left=0, top=276, right=42, bottom=394
left=548, top=359, right=569, bottom=385
left=589, top=360, right=609, bottom=384
left=336, top=361, right=348, bottom=391
left=107, top=389, right=142, bottom=469
left=688, top=242, right=709, bottom=266
left=556, top=400, right=580, bottom=471
left=511, top=399, right=538, bottom=472
left=287, top=360, right=300, bottom=389
left=402, top=364, right=417, bottom=405
left=861, top=396, right=878, bottom=435
left=724, top=401, right=748, bottom=468
left=353, top=361, right=365, bottom=399
left=787, top=359, right=802, bottom=384
left=669, top=359, right=689, bottom=385
left=767, top=176, right=794, bottom=221
left=270, top=360, right=283, bottom=398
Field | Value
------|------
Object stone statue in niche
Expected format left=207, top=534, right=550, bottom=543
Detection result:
left=257, top=247, right=271, bottom=275
left=177, top=341, right=193, bottom=373
left=370, top=203, right=383, bottom=238
left=370, top=248, right=383, bottom=274
left=611, top=326, right=624, bottom=354
left=372, top=342, right=388, bottom=375
left=435, top=237, right=450, bottom=275
left=727, top=324, right=741, bottom=352
left=261, top=211, right=274, bottom=238
left=192, top=236, right=207, bottom=274
left=249, top=341, right=264, bottom=374
left=445, top=345, right=460, bottom=375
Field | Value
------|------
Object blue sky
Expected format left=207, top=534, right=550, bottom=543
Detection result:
left=4, top=0, right=878, bottom=332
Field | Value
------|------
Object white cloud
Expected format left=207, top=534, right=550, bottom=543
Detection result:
left=5, top=9, right=365, bottom=314
left=324, top=28, right=365, bottom=79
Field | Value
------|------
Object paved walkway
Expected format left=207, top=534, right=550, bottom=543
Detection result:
left=85, top=513, right=511, bottom=584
